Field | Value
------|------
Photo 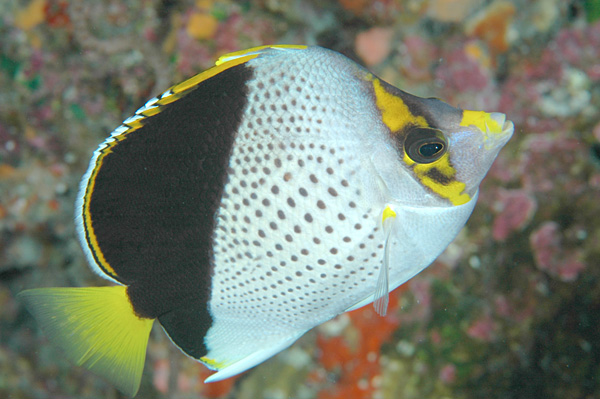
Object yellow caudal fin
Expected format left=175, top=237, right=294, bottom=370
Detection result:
left=18, top=286, right=154, bottom=397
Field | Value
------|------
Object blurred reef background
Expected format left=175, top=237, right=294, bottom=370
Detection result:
left=1, top=0, right=600, bottom=398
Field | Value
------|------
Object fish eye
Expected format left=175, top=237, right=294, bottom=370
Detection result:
left=404, top=127, right=447, bottom=164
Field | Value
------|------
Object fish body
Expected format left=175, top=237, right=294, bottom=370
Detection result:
left=19, top=45, right=513, bottom=395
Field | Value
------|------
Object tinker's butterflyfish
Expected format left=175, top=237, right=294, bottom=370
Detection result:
left=19, top=45, right=513, bottom=396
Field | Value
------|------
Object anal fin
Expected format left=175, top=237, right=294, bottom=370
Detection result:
left=202, top=332, right=303, bottom=383
left=158, top=301, right=212, bottom=360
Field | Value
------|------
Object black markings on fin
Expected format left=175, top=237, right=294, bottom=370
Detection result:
left=158, top=302, right=211, bottom=359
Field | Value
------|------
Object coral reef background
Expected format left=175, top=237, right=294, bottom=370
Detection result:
left=1, top=0, right=599, bottom=398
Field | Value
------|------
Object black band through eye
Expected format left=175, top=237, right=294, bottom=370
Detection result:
left=404, top=127, right=447, bottom=164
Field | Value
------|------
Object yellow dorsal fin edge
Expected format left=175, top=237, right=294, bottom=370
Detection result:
left=215, top=44, right=307, bottom=66
left=18, top=286, right=154, bottom=397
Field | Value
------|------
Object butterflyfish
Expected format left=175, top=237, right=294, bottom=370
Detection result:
left=19, top=45, right=513, bottom=396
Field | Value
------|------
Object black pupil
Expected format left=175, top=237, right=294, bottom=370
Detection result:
left=419, top=142, right=443, bottom=157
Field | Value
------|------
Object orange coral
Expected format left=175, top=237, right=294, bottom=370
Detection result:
left=187, top=12, right=219, bottom=40
left=15, top=0, right=47, bottom=31
left=338, top=0, right=371, bottom=15
left=317, top=335, right=354, bottom=371
left=203, top=377, right=239, bottom=398
left=465, top=1, right=516, bottom=55
left=199, top=366, right=242, bottom=398
left=316, top=286, right=406, bottom=398
left=44, top=1, right=71, bottom=28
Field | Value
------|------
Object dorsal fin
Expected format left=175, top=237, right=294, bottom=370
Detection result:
left=215, top=44, right=307, bottom=65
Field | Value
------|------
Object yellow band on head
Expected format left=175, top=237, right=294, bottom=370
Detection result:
left=372, top=79, right=428, bottom=132
left=460, top=110, right=502, bottom=134
left=412, top=153, right=471, bottom=206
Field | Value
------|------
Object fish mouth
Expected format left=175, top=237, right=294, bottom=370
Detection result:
left=489, top=112, right=514, bottom=135
left=485, top=112, right=514, bottom=148
left=489, top=112, right=506, bottom=128
left=502, top=119, right=514, bottom=135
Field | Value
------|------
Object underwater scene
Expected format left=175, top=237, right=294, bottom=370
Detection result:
left=1, top=0, right=599, bottom=398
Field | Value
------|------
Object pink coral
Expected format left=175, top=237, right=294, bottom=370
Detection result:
left=494, top=295, right=511, bottom=318
left=175, top=28, right=215, bottom=75
left=529, top=221, right=585, bottom=282
left=153, top=359, right=170, bottom=394
left=466, top=314, right=497, bottom=342
left=499, top=22, right=600, bottom=131
left=439, top=363, right=457, bottom=384
left=398, top=278, right=433, bottom=324
left=556, top=254, right=586, bottom=282
left=399, top=35, right=438, bottom=82
left=214, top=12, right=276, bottom=57
left=530, top=222, right=559, bottom=269
left=491, top=189, right=537, bottom=241
left=553, top=21, right=600, bottom=80
left=434, top=41, right=499, bottom=108
left=152, top=357, right=239, bottom=398
left=436, top=43, right=491, bottom=92
left=355, top=27, right=394, bottom=66
left=518, top=135, right=587, bottom=195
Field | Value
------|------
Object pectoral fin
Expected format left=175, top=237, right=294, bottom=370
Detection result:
left=373, top=205, right=397, bottom=316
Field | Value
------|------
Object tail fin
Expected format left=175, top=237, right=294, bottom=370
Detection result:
left=18, top=286, right=154, bottom=397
